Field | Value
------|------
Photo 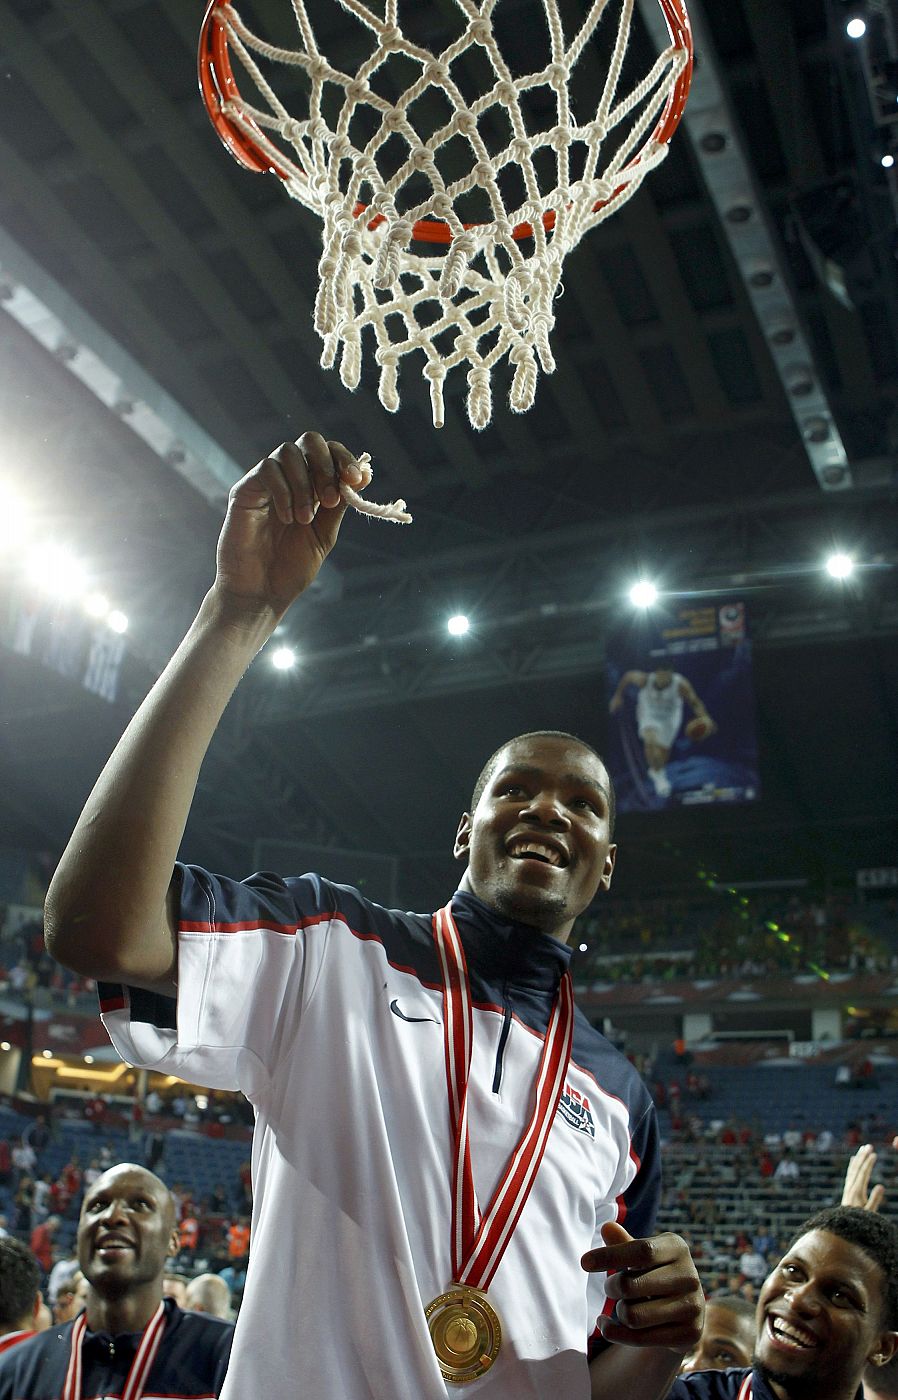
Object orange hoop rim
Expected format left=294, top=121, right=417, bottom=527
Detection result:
left=197, top=0, right=693, bottom=245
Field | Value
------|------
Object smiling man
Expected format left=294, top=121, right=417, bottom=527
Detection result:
left=0, top=1164, right=233, bottom=1399
left=44, top=433, right=702, bottom=1400
left=668, top=1207, right=898, bottom=1400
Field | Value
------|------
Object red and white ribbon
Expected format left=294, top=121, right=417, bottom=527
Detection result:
left=433, top=902, right=574, bottom=1291
left=63, top=1301, right=166, bottom=1400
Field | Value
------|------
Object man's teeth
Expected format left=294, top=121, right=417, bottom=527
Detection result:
left=509, top=842, right=560, bottom=865
left=770, top=1318, right=816, bottom=1349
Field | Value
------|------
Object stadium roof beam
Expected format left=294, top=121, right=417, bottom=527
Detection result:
left=637, top=0, right=852, bottom=491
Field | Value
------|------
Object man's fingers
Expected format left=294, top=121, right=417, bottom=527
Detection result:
left=597, top=1316, right=703, bottom=1350
left=230, top=457, right=294, bottom=526
left=607, top=1292, right=702, bottom=1332
left=584, top=1230, right=678, bottom=1275
left=603, top=1259, right=699, bottom=1303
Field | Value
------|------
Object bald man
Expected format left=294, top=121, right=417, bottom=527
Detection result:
left=0, top=1164, right=233, bottom=1399
left=185, top=1273, right=232, bottom=1321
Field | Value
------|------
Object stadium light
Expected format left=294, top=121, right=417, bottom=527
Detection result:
left=846, top=16, right=866, bottom=38
left=272, top=645, right=297, bottom=670
left=447, top=614, right=470, bottom=636
left=84, top=590, right=110, bottom=619
left=825, top=551, right=855, bottom=580
left=628, top=579, right=658, bottom=608
left=25, top=543, right=89, bottom=599
left=107, top=609, right=129, bottom=634
left=0, top=491, right=30, bottom=551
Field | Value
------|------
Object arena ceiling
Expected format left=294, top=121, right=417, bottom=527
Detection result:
left=0, top=0, right=897, bottom=911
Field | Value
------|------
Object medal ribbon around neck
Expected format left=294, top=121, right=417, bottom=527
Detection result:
left=433, top=902, right=574, bottom=1291
left=63, top=1301, right=166, bottom=1400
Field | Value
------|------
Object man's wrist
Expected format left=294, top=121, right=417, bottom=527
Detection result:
left=198, top=586, right=282, bottom=652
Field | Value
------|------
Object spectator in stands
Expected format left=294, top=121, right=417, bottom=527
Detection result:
left=178, top=1212, right=199, bottom=1262
left=0, top=1163, right=233, bottom=1399
left=162, top=1272, right=190, bottom=1308
left=737, top=1244, right=767, bottom=1289
left=21, top=1118, right=49, bottom=1157
left=207, top=1183, right=228, bottom=1214
left=11, top=1141, right=35, bottom=1184
left=185, top=1274, right=232, bottom=1321
left=45, top=1256, right=77, bottom=1313
left=669, top=1207, right=898, bottom=1400
left=51, top=1272, right=84, bottom=1326
left=679, top=1295, right=755, bottom=1375
left=145, top=1088, right=163, bottom=1116
left=143, top=1128, right=165, bottom=1173
left=0, top=1240, right=48, bottom=1355
left=772, top=1150, right=799, bottom=1186
left=27, top=1218, right=59, bottom=1280
left=30, top=1176, right=51, bottom=1225
left=226, top=1216, right=250, bottom=1271
left=13, top=1178, right=33, bottom=1235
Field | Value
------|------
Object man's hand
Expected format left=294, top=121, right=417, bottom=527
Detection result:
left=214, top=433, right=366, bottom=622
left=583, top=1221, right=704, bottom=1353
left=841, top=1138, right=898, bottom=1211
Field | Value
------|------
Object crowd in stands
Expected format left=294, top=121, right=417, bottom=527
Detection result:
left=2, top=890, right=898, bottom=1012
left=574, top=890, right=898, bottom=985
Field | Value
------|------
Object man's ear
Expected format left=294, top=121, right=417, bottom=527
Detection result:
left=454, top=813, right=472, bottom=862
left=598, top=844, right=617, bottom=893
left=167, top=1225, right=180, bottom=1259
left=871, top=1331, right=898, bottom=1368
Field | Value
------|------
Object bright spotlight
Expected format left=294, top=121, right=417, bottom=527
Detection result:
left=272, top=645, right=296, bottom=670
left=84, top=591, right=110, bottom=620
left=846, top=16, right=866, bottom=38
left=447, top=614, right=470, bottom=636
left=825, top=551, right=855, bottom=580
left=0, top=491, right=30, bottom=551
left=107, top=609, right=129, bottom=634
left=882, top=152, right=895, bottom=169
left=578, top=942, right=588, bottom=953
left=629, top=580, right=658, bottom=608
left=25, top=543, right=88, bottom=599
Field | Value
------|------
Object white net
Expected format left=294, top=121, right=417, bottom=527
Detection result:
left=205, top=0, right=690, bottom=428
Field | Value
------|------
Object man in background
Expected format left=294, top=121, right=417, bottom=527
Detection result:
left=185, top=1273, right=232, bottom=1321
left=678, top=1295, right=755, bottom=1375
left=0, top=1164, right=232, bottom=1399
left=0, top=1240, right=49, bottom=1355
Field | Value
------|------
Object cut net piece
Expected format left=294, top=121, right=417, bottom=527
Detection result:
left=199, top=0, right=693, bottom=429
left=342, top=453, right=412, bottom=523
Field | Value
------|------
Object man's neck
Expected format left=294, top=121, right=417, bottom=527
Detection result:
left=758, top=1363, right=862, bottom=1400
left=85, top=1284, right=164, bottom=1336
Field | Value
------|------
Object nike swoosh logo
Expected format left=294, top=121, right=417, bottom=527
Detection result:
left=389, top=998, right=438, bottom=1024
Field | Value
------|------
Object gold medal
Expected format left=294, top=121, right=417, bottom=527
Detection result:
left=425, top=1286, right=502, bottom=1385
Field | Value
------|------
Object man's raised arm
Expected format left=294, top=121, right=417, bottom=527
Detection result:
left=44, top=434, right=365, bottom=994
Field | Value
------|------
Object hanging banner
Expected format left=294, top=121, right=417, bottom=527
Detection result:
left=605, top=600, right=760, bottom=812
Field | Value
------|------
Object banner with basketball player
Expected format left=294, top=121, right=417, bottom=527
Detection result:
left=604, top=600, right=760, bottom=812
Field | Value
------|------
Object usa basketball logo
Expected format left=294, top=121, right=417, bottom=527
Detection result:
left=558, top=1084, right=596, bottom=1138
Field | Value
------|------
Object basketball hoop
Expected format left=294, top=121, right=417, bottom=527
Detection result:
left=199, top=0, right=693, bottom=429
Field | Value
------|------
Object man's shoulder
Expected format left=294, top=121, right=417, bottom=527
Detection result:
left=571, top=1007, right=655, bottom=1122
left=169, top=1306, right=234, bottom=1344
left=668, top=1367, right=754, bottom=1400
left=0, top=1321, right=74, bottom=1386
